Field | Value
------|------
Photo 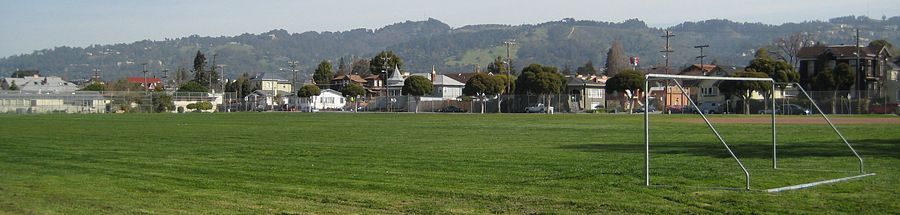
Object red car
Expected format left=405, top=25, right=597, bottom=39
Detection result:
left=869, top=103, right=899, bottom=114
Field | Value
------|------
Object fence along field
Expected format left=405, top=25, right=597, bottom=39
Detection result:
left=0, top=113, right=897, bottom=213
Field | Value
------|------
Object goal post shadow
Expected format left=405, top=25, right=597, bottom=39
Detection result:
left=642, top=74, right=871, bottom=192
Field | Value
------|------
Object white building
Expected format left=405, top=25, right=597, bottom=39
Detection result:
left=2, top=75, right=79, bottom=92
left=298, top=89, right=346, bottom=111
left=250, top=73, right=293, bottom=94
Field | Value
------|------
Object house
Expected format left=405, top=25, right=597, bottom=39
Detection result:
left=331, top=74, right=367, bottom=92
left=1, top=75, right=78, bottom=92
left=298, top=89, right=346, bottom=111
left=385, top=66, right=405, bottom=96
left=431, top=74, right=465, bottom=100
left=0, top=91, right=107, bottom=113
left=886, top=62, right=900, bottom=103
left=363, top=75, right=385, bottom=97
left=797, top=44, right=893, bottom=98
left=565, top=75, right=606, bottom=111
left=126, top=77, right=162, bottom=90
left=244, top=90, right=291, bottom=111
left=250, top=73, right=293, bottom=94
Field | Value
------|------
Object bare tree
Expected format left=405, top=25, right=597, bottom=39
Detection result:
left=772, top=32, right=816, bottom=69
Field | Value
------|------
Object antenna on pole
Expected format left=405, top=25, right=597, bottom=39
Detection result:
left=660, top=30, right=675, bottom=113
left=694, top=45, right=710, bottom=71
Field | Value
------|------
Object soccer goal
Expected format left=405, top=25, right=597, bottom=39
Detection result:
left=642, top=74, right=872, bottom=191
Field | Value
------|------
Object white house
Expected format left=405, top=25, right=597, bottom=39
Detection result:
left=431, top=74, right=464, bottom=100
left=298, top=89, right=346, bottom=111
left=245, top=90, right=291, bottom=111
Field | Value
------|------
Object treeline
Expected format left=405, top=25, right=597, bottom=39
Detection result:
left=2, top=16, right=898, bottom=80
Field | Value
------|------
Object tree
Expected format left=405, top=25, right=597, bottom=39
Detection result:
left=314, top=60, right=334, bottom=89
left=177, top=81, right=208, bottom=92
left=341, top=83, right=366, bottom=112
left=402, top=75, right=434, bottom=113
left=486, top=56, right=507, bottom=74
left=192, top=51, right=207, bottom=85
left=8, top=81, right=18, bottom=90
left=186, top=102, right=213, bottom=112
left=80, top=82, right=106, bottom=91
left=495, top=74, right=516, bottom=112
left=605, top=40, right=629, bottom=77
left=351, top=59, right=370, bottom=75
left=516, top=64, right=565, bottom=113
left=772, top=32, right=815, bottom=68
left=175, top=67, right=190, bottom=87
left=605, top=69, right=645, bottom=113
left=153, top=93, right=175, bottom=113
left=225, top=73, right=254, bottom=98
left=869, top=39, right=893, bottom=50
left=832, top=63, right=855, bottom=91
left=576, top=60, right=597, bottom=76
left=463, top=73, right=504, bottom=114
left=369, top=51, right=403, bottom=78
left=718, top=71, right=772, bottom=114
left=745, top=47, right=799, bottom=110
left=10, top=70, right=39, bottom=78
left=297, top=84, right=321, bottom=112
left=191, top=50, right=218, bottom=91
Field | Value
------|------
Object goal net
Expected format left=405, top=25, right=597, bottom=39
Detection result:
left=642, top=74, right=869, bottom=191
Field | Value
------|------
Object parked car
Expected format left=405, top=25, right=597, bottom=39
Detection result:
left=667, top=105, right=695, bottom=114
left=757, top=104, right=811, bottom=115
left=698, top=102, right=723, bottom=114
left=634, top=105, right=658, bottom=113
left=869, top=103, right=899, bottom=114
left=525, top=103, right=551, bottom=113
left=438, top=105, right=466, bottom=113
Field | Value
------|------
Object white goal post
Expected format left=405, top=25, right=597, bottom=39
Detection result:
left=642, top=74, right=868, bottom=191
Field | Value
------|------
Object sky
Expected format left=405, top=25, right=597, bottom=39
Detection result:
left=1, top=0, right=898, bottom=58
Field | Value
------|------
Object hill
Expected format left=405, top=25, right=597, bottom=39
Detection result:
left=1, top=16, right=898, bottom=81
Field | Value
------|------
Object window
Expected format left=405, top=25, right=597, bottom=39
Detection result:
left=891, top=71, right=897, bottom=81
left=701, top=87, right=718, bottom=96
left=588, top=89, right=601, bottom=98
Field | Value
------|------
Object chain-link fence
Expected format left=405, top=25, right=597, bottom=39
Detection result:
left=3, top=90, right=895, bottom=115
left=658, top=90, right=898, bottom=115
left=0, top=90, right=235, bottom=114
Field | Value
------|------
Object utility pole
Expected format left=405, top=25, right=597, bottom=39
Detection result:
left=660, top=30, right=675, bottom=113
left=209, top=53, right=218, bottom=92
left=503, top=40, right=517, bottom=113
left=141, top=63, right=149, bottom=93
left=289, top=61, right=299, bottom=89
left=694, top=45, right=710, bottom=68
left=855, top=28, right=862, bottom=114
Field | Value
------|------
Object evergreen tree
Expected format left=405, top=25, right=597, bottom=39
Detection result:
left=402, top=76, right=434, bottom=113
left=486, top=56, right=507, bottom=74
left=605, top=40, right=629, bottom=77
left=369, top=51, right=403, bottom=78
left=313, top=60, right=334, bottom=89
left=576, top=60, right=597, bottom=76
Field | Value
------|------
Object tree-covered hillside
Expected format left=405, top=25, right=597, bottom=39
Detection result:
left=1, top=16, right=897, bottom=81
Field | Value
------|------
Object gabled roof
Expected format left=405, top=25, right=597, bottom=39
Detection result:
left=797, top=45, right=882, bottom=59
left=2, top=76, right=78, bottom=92
left=251, top=73, right=289, bottom=82
left=332, top=74, right=366, bottom=83
left=445, top=72, right=480, bottom=84
left=433, top=75, right=464, bottom=86
left=126, top=77, right=162, bottom=84
left=565, top=76, right=604, bottom=87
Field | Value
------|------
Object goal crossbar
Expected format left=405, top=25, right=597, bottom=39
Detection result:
left=642, top=74, right=867, bottom=191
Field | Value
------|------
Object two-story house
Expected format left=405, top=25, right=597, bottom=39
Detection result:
left=797, top=44, right=893, bottom=98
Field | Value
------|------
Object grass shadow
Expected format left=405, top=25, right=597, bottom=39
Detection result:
left=559, top=139, right=900, bottom=159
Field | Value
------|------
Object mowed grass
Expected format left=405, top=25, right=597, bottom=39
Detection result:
left=0, top=113, right=897, bottom=214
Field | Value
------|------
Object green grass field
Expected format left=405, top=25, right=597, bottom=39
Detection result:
left=0, top=113, right=897, bottom=214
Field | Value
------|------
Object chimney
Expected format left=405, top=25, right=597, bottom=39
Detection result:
left=431, top=65, right=436, bottom=82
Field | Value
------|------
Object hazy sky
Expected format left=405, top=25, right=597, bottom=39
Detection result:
left=2, top=0, right=898, bottom=58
